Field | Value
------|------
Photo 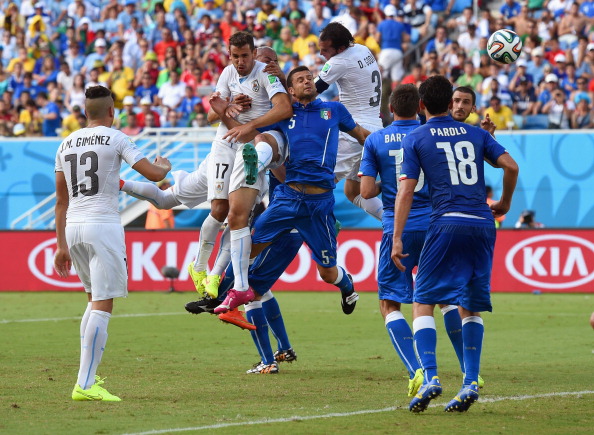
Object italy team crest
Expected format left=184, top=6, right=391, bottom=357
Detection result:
left=252, top=80, right=260, bottom=92
left=320, top=109, right=331, bottom=120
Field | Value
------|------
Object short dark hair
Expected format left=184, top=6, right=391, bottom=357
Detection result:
left=390, top=84, right=419, bottom=118
left=319, top=22, right=354, bottom=51
left=287, top=65, right=310, bottom=88
left=454, top=86, right=476, bottom=106
left=418, top=75, right=452, bottom=115
left=229, top=31, right=255, bottom=51
left=85, top=85, right=114, bottom=100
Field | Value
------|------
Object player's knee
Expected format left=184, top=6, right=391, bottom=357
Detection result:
left=254, top=133, right=267, bottom=144
left=210, top=201, right=229, bottom=221
left=227, top=208, right=249, bottom=228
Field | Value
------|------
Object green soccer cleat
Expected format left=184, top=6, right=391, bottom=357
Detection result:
left=242, top=143, right=259, bottom=185
left=72, top=381, right=121, bottom=402
left=408, top=368, right=424, bottom=397
left=478, top=375, right=485, bottom=389
left=201, top=274, right=221, bottom=299
left=187, top=263, right=207, bottom=296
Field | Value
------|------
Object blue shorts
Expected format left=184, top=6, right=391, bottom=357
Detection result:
left=415, top=216, right=496, bottom=312
left=378, top=231, right=426, bottom=304
left=252, top=184, right=338, bottom=267
left=249, top=230, right=303, bottom=295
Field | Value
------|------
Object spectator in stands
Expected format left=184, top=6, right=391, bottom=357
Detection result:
left=134, top=72, right=159, bottom=105
left=570, top=93, right=593, bottom=128
left=508, top=4, right=532, bottom=38
left=377, top=5, right=409, bottom=83
left=401, top=63, right=427, bottom=86
left=481, top=79, right=513, bottom=110
left=7, top=47, right=35, bottom=73
left=515, top=210, right=544, bottom=228
left=157, top=69, right=185, bottom=110
left=423, top=25, right=450, bottom=64
left=293, top=21, right=318, bottom=60
left=512, top=78, right=537, bottom=122
left=145, top=179, right=175, bottom=229
left=19, top=99, right=42, bottom=136
left=121, top=111, right=142, bottom=136
left=15, top=72, right=44, bottom=102
left=136, top=97, right=161, bottom=129
left=81, top=38, right=107, bottom=77
left=560, top=62, right=579, bottom=95
left=570, top=76, right=592, bottom=104
left=154, top=28, right=178, bottom=65
left=37, top=91, right=61, bottom=136
left=117, top=95, right=136, bottom=128
left=500, top=0, right=522, bottom=21
left=456, top=60, right=483, bottom=91
left=526, top=46, right=549, bottom=85
left=446, top=6, right=475, bottom=34
left=179, top=85, right=201, bottom=120
left=543, top=89, right=573, bottom=128
left=273, top=26, right=294, bottom=65
left=509, top=59, right=534, bottom=92
left=484, top=96, right=515, bottom=130
left=309, top=0, right=331, bottom=36
left=65, top=73, right=86, bottom=112
left=61, top=104, right=83, bottom=137
left=257, top=0, right=281, bottom=24
left=534, top=73, right=560, bottom=114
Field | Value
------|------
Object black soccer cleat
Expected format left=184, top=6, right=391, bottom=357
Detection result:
left=274, top=348, right=297, bottom=363
left=184, top=297, right=220, bottom=315
left=340, top=274, right=359, bottom=315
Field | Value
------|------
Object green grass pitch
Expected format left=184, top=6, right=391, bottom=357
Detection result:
left=1, top=291, right=592, bottom=434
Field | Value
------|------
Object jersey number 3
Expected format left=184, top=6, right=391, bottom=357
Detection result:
left=64, top=151, right=99, bottom=197
left=369, top=70, right=381, bottom=107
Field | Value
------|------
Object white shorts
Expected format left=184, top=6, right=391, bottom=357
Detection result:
left=66, top=223, right=128, bottom=301
left=335, top=122, right=383, bottom=182
left=229, top=130, right=287, bottom=194
left=171, top=156, right=209, bottom=208
left=207, top=140, right=238, bottom=201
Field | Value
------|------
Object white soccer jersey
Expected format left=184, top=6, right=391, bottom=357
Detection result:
left=214, top=60, right=286, bottom=142
left=317, top=44, right=383, bottom=128
left=55, top=126, right=145, bottom=224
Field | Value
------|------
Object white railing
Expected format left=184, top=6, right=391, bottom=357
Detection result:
left=10, top=127, right=217, bottom=230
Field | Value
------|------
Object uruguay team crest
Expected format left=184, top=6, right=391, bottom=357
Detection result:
left=215, top=181, right=224, bottom=193
left=252, top=80, right=260, bottom=92
left=320, top=109, right=331, bottom=120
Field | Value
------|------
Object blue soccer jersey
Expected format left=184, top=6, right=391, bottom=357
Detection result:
left=276, top=99, right=357, bottom=190
left=360, top=120, right=431, bottom=233
left=400, top=115, right=507, bottom=221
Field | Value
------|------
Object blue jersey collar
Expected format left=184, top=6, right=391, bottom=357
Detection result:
left=426, top=115, right=454, bottom=123
left=391, top=119, right=421, bottom=126
left=293, top=98, right=322, bottom=109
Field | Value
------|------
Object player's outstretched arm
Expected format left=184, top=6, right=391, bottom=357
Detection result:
left=132, top=156, right=172, bottom=182
left=54, top=171, right=71, bottom=278
left=489, top=153, right=519, bottom=219
left=346, top=125, right=371, bottom=145
left=224, top=93, right=292, bottom=143
left=480, top=113, right=496, bottom=136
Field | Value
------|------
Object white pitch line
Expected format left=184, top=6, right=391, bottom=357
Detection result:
left=0, top=312, right=184, bottom=324
left=123, top=390, right=594, bottom=435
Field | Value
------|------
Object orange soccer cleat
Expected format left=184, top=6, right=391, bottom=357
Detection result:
left=218, top=308, right=256, bottom=331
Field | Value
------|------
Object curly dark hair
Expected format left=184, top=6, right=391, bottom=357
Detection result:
left=229, top=31, right=255, bottom=51
left=418, top=75, right=453, bottom=115
left=319, top=22, right=354, bottom=51
left=390, top=84, right=419, bottom=118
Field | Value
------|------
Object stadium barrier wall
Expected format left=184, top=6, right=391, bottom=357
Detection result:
left=2, top=130, right=594, bottom=229
left=2, top=229, right=593, bottom=293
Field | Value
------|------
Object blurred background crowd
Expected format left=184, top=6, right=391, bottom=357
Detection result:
left=1, top=0, right=594, bottom=138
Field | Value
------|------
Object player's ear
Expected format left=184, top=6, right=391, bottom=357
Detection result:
left=448, top=99, right=453, bottom=111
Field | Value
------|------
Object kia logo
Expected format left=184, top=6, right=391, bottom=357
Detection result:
left=28, top=238, right=83, bottom=289
left=505, top=234, right=594, bottom=289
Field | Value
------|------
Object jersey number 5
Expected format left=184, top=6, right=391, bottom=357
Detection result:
left=64, top=151, right=99, bottom=197
left=436, top=141, right=478, bottom=185
left=389, top=149, right=424, bottom=191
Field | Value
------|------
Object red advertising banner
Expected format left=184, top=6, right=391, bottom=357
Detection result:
left=1, top=229, right=593, bottom=293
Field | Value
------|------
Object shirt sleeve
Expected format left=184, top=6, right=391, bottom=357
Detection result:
left=482, top=129, right=507, bottom=164
left=215, top=66, right=231, bottom=99
left=317, top=56, right=344, bottom=86
left=359, top=135, right=378, bottom=178
left=400, top=135, right=421, bottom=181
left=54, top=148, right=63, bottom=173
left=336, top=103, right=357, bottom=132
left=261, top=69, right=287, bottom=100
left=117, top=132, right=146, bottom=166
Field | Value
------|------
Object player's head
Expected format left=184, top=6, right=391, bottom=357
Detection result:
left=319, top=22, right=354, bottom=59
left=451, top=86, right=476, bottom=122
left=287, top=66, right=316, bottom=102
left=84, top=85, right=114, bottom=123
left=389, top=84, right=419, bottom=119
left=255, top=46, right=278, bottom=65
left=418, top=75, right=453, bottom=116
left=229, top=31, right=256, bottom=76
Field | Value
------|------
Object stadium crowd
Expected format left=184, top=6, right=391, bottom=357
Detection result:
left=1, top=0, right=594, bottom=138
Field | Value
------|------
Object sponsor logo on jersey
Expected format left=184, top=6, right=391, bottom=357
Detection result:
left=505, top=234, right=594, bottom=289
left=252, top=80, right=260, bottom=92
left=321, top=62, right=332, bottom=73
left=267, top=75, right=279, bottom=85
left=320, top=109, right=331, bottom=120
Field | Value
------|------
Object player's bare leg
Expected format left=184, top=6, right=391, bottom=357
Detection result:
left=243, top=132, right=280, bottom=185
left=317, top=264, right=359, bottom=315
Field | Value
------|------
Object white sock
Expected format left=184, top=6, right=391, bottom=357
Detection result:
left=120, top=180, right=177, bottom=209
left=255, top=141, right=273, bottom=172
left=230, top=227, right=252, bottom=291
left=352, top=194, right=384, bottom=221
left=211, top=225, right=231, bottom=276
left=193, top=214, right=223, bottom=271
left=77, top=310, right=111, bottom=390
left=80, top=302, right=92, bottom=353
